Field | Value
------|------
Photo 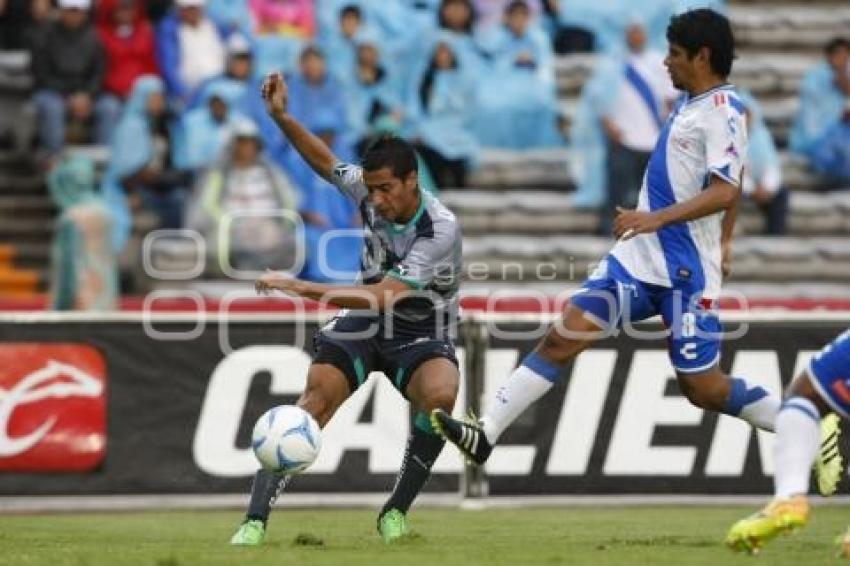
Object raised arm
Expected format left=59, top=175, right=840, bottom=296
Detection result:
left=262, top=72, right=338, bottom=181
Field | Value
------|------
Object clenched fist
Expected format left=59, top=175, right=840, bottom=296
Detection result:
left=261, top=72, right=289, bottom=118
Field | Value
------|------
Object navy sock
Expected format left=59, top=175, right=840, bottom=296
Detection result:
left=380, top=412, right=445, bottom=517
left=246, top=469, right=289, bottom=525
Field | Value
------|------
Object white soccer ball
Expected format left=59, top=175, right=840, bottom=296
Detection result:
left=252, top=405, right=321, bottom=474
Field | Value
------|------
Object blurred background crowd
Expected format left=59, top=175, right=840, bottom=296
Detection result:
left=0, top=0, right=848, bottom=310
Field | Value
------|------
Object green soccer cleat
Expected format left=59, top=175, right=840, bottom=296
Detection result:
left=230, top=519, right=265, bottom=545
left=725, top=496, right=809, bottom=555
left=377, top=509, right=409, bottom=543
left=816, top=413, right=843, bottom=497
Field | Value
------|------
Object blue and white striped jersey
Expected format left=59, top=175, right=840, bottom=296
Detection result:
left=610, top=84, right=749, bottom=299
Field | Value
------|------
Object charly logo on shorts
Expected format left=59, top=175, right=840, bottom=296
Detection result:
left=0, top=344, right=107, bottom=472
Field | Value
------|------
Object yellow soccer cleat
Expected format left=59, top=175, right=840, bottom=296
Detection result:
left=725, top=496, right=810, bottom=555
left=816, top=413, right=843, bottom=497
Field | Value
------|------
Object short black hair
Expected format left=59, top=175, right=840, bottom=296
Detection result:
left=666, top=8, right=735, bottom=78
left=438, top=0, right=476, bottom=34
left=340, top=4, right=361, bottom=20
left=361, top=136, right=418, bottom=180
left=825, top=37, right=850, bottom=56
left=506, top=0, right=530, bottom=15
left=299, top=44, right=324, bottom=62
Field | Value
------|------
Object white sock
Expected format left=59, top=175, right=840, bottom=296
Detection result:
left=774, top=397, right=821, bottom=499
left=740, top=394, right=781, bottom=432
left=725, top=376, right=780, bottom=432
left=479, top=353, right=560, bottom=444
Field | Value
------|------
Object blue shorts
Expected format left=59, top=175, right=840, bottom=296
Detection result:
left=570, top=255, right=722, bottom=374
left=808, top=329, right=850, bottom=417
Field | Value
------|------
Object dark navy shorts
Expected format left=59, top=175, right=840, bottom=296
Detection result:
left=312, top=310, right=458, bottom=397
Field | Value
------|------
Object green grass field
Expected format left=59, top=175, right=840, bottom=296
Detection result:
left=2, top=506, right=849, bottom=566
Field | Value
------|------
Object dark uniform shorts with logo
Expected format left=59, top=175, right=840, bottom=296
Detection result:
left=312, top=312, right=458, bottom=397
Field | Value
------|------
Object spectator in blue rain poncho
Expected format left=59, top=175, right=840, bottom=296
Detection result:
left=322, top=4, right=370, bottom=82
left=406, top=36, right=479, bottom=189
left=276, top=44, right=363, bottom=281
left=285, top=45, right=356, bottom=161
left=434, top=0, right=487, bottom=78
left=739, top=90, right=788, bottom=235
left=186, top=118, right=302, bottom=273
left=296, top=168, right=363, bottom=283
left=176, top=81, right=246, bottom=172
left=569, top=19, right=676, bottom=209
left=791, top=38, right=850, bottom=181
left=48, top=156, right=118, bottom=310
left=474, top=0, right=562, bottom=149
left=261, top=56, right=360, bottom=280
left=101, top=76, right=189, bottom=253
left=790, top=38, right=849, bottom=159
left=320, top=0, right=436, bottom=99
left=343, top=37, right=405, bottom=154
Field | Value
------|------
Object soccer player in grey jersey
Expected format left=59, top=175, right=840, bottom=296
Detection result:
left=230, top=72, right=463, bottom=545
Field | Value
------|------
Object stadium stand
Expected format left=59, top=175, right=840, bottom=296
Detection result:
left=0, top=0, right=848, bottom=303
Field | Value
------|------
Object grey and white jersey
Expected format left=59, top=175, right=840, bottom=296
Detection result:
left=330, top=162, right=462, bottom=331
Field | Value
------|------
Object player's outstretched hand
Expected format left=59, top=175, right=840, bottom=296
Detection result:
left=613, top=207, right=663, bottom=240
left=261, top=72, right=288, bottom=117
left=255, top=269, right=297, bottom=296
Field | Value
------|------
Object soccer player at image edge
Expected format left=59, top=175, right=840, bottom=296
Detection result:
left=726, top=330, right=849, bottom=556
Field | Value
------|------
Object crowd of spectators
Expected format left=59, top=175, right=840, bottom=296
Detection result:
left=0, top=0, right=846, bottom=301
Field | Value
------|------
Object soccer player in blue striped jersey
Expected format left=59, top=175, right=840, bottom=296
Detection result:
left=432, top=8, right=841, bottom=496
left=727, top=330, right=849, bottom=555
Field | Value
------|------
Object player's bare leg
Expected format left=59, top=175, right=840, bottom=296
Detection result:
left=726, top=373, right=833, bottom=554
left=378, top=358, right=459, bottom=542
left=432, top=304, right=604, bottom=465
left=231, top=364, right=350, bottom=545
left=678, top=365, right=841, bottom=496
left=678, top=365, right=778, bottom=428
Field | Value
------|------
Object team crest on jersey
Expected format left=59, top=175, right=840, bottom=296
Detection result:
left=724, top=143, right=739, bottom=160
left=333, top=163, right=362, bottom=186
